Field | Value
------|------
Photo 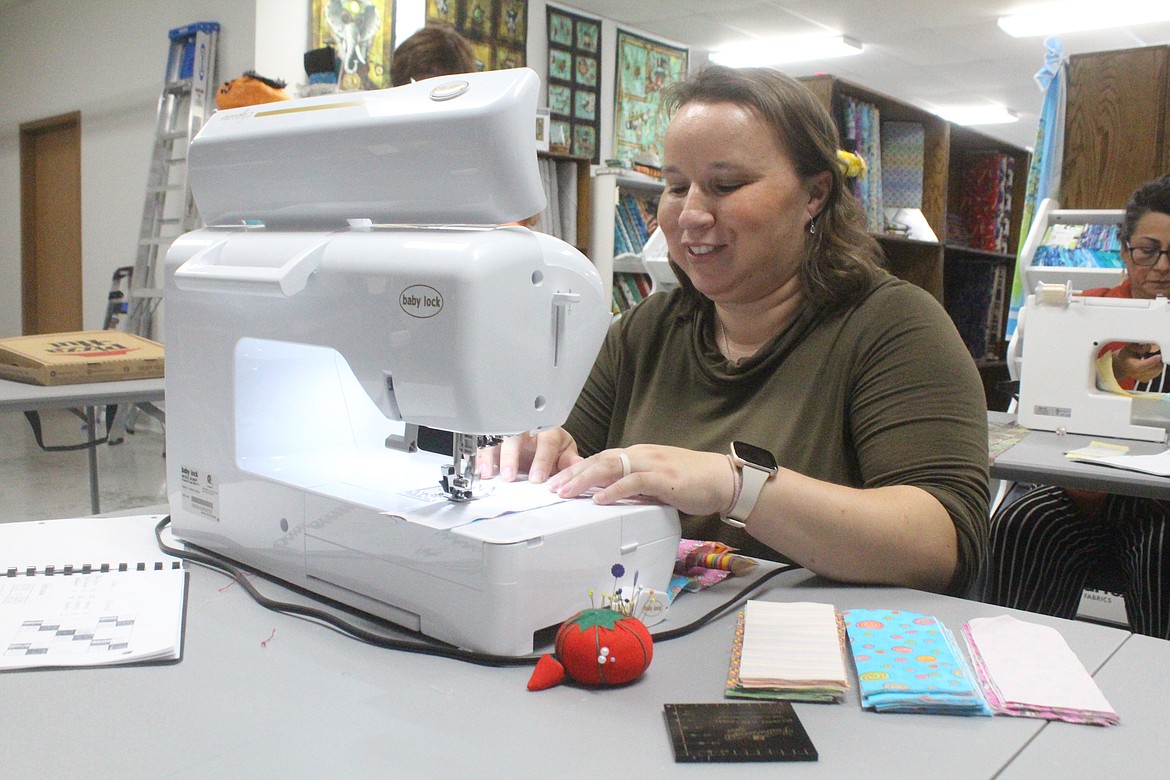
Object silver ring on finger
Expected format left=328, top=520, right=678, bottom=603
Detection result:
left=618, top=452, right=631, bottom=478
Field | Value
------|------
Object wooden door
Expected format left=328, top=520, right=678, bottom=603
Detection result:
left=20, top=112, right=83, bottom=335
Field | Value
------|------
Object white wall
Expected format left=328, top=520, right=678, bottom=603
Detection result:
left=0, top=0, right=259, bottom=336
left=254, top=0, right=311, bottom=90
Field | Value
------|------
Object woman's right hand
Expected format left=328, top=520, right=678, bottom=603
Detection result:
left=479, top=427, right=582, bottom=483
left=1113, top=342, right=1164, bottom=383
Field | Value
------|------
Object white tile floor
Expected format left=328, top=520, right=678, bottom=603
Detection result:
left=1, top=406, right=168, bottom=524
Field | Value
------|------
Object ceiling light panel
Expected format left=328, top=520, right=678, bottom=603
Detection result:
left=997, top=1, right=1170, bottom=37
left=710, top=35, right=863, bottom=67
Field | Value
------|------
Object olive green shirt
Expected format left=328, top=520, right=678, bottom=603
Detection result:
left=564, top=272, right=989, bottom=596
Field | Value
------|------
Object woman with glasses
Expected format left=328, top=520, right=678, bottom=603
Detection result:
left=986, top=174, right=1170, bottom=637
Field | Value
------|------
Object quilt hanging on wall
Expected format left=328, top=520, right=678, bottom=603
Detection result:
left=312, top=0, right=395, bottom=90
left=427, top=0, right=528, bottom=72
left=613, top=29, right=688, bottom=168
left=546, top=5, right=602, bottom=161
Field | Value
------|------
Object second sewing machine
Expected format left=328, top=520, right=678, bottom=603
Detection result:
left=1017, top=282, right=1168, bottom=444
left=164, top=68, right=680, bottom=655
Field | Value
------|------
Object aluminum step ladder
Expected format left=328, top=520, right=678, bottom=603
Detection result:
left=124, top=21, right=219, bottom=341
left=109, top=22, right=217, bottom=443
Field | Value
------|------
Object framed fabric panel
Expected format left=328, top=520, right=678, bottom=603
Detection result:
left=426, top=0, right=528, bottom=71
left=312, top=0, right=395, bottom=90
left=614, top=29, right=688, bottom=166
left=546, top=5, right=601, bottom=161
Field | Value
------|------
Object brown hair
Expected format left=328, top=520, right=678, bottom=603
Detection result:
left=660, top=65, right=883, bottom=309
left=390, top=24, right=477, bottom=87
left=1120, top=174, right=1170, bottom=244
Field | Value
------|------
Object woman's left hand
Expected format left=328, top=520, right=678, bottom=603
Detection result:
left=546, top=444, right=736, bottom=516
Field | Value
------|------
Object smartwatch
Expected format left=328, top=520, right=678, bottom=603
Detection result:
left=722, top=441, right=779, bottom=529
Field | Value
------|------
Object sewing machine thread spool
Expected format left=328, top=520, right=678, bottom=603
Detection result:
left=1035, top=282, right=1072, bottom=306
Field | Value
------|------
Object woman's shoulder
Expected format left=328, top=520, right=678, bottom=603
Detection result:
left=847, top=271, right=947, bottom=323
left=826, top=272, right=972, bottom=366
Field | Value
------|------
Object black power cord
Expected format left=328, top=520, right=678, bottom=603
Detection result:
left=153, top=515, right=798, bottom=667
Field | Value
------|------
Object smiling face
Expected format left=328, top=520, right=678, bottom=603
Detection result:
left=1123, top=210, right=1170, bottom=300
left=657, top=100, right=828, bottom=306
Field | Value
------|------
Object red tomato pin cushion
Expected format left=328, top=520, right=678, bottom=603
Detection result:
left=527, top=608, right=653, bottom=690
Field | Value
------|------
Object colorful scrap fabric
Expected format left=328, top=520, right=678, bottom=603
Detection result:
left=842, top=608, right=991, bottom=716
left=840, top=95, right=884, bottom=232
left=1031, top=223, right=1123, bottom=268
left=954, top=151, right=1015, bottom=253
left=881, top=121, right=924, bottom=209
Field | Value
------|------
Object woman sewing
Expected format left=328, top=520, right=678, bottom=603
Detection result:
left=487, top=66, right=989, bottom=597
left=986, top=174, right=1170, bottom=638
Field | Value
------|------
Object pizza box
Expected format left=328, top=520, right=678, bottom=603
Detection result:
left=0, top=330, right=164, bottom=386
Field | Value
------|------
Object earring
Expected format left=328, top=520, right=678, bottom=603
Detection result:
left=807, top=217, right=817, bottom=235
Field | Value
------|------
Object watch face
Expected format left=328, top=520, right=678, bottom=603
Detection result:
left=732, top=441, right=778, bottom=472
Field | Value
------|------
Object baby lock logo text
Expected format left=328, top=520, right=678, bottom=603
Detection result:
left=400, top=285, right=443, bottom=319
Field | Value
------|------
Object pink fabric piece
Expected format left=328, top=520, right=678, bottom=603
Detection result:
left=963, top=616, right=1118, bottom=726
left=674, top=539, right=732, bottom=591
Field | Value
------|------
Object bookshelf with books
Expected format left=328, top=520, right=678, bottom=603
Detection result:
left=943, top=125, right=1029, bottom=366
left=589, top=167, right=669, bottom=313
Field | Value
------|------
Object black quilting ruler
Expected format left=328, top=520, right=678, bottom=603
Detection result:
left=663, top=701, right=818, bottom=763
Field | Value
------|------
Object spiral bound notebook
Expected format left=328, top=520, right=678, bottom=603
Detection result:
left=0, top=514, right=187, bottom=671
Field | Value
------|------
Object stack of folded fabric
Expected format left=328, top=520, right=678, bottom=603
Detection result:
left=726, top=601, right=849, bottom=703
left=842, top=608, right=991, bottom=715
left=963, top=615, right=1118, bottom=726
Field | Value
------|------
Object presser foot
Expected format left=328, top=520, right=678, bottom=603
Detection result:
left=439, top=464, right=476, bottom=502
left=439, top=433, right=503, bottom=501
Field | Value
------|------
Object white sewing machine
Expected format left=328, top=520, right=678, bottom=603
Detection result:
left=1016, top=283, right=1169, bottom=443
left=164, top=68, right=681, bottom=655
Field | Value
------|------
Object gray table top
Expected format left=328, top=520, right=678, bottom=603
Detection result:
left=0, top=376, right=164, bottom=413
left=0, top=513, right=1147, bottom=779
left=989, top=412, right=1170, bottom=500
left=996, top=632, right=1170, bottom=779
